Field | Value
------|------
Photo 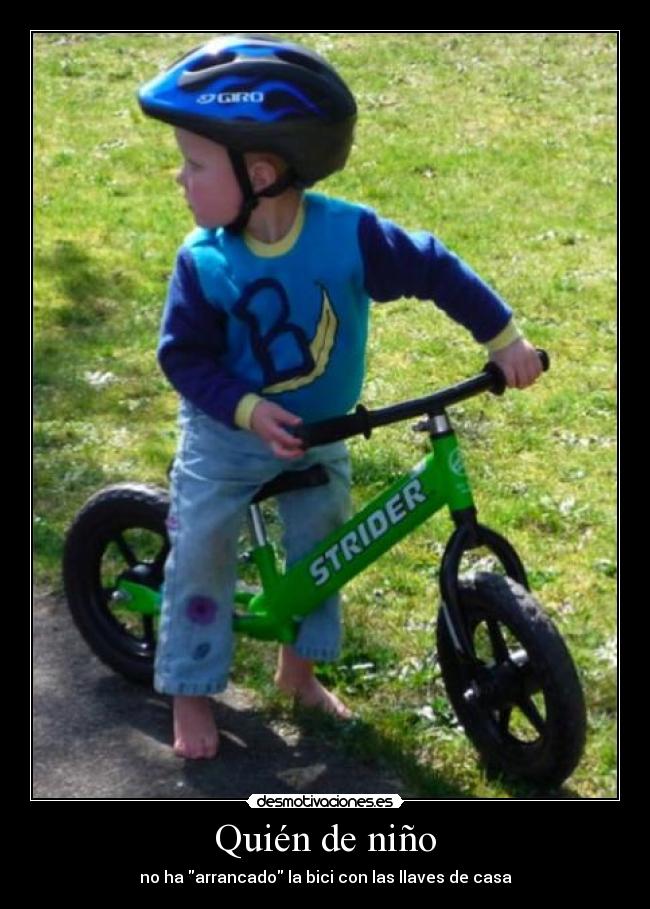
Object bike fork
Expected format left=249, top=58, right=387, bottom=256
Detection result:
left=439, top=512, right=529, bottom=661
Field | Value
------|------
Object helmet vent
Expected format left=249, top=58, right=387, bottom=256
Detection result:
left=275, top=49, right=329, bottom=75
left=178, top=51, right=239, bottom=89
left=187, top=50, right=237, bottom=71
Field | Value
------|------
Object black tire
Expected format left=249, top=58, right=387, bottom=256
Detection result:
left=436, top=572, right=586, bottom=788
left=62, top=484, right=170, bottom=685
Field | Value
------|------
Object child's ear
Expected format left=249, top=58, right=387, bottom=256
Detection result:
left=248, top=159, right=278, bottom=193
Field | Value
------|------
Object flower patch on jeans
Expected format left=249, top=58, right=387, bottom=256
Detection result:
left=193, top=642, right=211, bottom=660
left=186, top=596, right=218, bottom=625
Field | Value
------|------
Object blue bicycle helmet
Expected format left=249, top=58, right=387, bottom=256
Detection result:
left=138, top=34, right=357, bottom=232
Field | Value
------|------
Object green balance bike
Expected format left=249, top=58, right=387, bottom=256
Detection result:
left=63, top=351, right=586, bottom=787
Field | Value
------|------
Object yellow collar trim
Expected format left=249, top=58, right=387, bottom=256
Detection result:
left=244, top=200, right=305, bottom=258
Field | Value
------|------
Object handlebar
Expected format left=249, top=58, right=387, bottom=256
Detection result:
left=293, top=349, right=550, bottom=449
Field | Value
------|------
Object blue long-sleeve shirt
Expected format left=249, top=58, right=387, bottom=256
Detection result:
left=158, top=192, right=512, bottom=426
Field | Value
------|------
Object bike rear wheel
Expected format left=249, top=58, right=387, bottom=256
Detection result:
left=436, top=572, right=586, bottom=787
left=63, top=484, right=169, bottom=685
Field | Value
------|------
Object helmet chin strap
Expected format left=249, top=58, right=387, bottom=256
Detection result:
left=225, top=149, right=296, bottom=234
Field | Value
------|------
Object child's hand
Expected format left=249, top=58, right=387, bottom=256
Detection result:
left=250, top=400, right=305, bottom=459
left=489, top=338, right=544, bottom=389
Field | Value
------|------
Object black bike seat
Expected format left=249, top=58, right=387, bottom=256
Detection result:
left=251, top=464, right=329, bottom=503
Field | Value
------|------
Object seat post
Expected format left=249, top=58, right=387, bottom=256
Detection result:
left=247, top=503, right=268, bottom=547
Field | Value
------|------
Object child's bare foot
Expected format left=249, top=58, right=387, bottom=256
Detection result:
left=278, top=674, right=353, bottom=719
left=173, top=695, right=219, bottom=759
left=275, top=646, right=353, bottom=719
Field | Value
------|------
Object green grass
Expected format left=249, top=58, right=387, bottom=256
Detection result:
left=34, top=32, right=617, bottom=798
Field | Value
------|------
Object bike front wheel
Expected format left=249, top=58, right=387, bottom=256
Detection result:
left=436, top=572, right=586, bottom=788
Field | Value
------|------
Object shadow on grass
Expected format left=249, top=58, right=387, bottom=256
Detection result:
left=34, top=239, right=164, bottom=567
left=36, top=239, right=138, bottom=327
left=34, top=238, right=141, bottom=397
left=280, top=704, right=584, bottom=800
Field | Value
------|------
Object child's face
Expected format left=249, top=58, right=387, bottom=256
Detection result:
left=174, top=129, right=242, bottom=229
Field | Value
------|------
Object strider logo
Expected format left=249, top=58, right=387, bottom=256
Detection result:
left=309, top=479, right=428, bottom=587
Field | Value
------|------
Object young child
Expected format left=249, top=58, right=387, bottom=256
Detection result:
left=137, top=34, right=543, bottom=759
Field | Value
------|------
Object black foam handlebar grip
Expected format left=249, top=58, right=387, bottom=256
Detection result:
left=293, top=404, right=371, bottom=449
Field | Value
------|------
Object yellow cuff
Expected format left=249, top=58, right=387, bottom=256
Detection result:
left=234, top=393, right=264, bottom=430
left=485, top=320, right=522, bottom=353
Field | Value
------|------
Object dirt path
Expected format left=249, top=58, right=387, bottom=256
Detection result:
left=33, top=590, right=409, bottom=800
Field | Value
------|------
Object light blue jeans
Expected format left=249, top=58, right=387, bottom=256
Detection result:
left=154, top=401, right=352, bottom=695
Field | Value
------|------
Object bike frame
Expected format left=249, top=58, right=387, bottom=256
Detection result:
left=117, top=356, right=547, bottom=661
left=233, top=420, right=474, bottom=644
left=117, top=420, right=471, bottom=638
